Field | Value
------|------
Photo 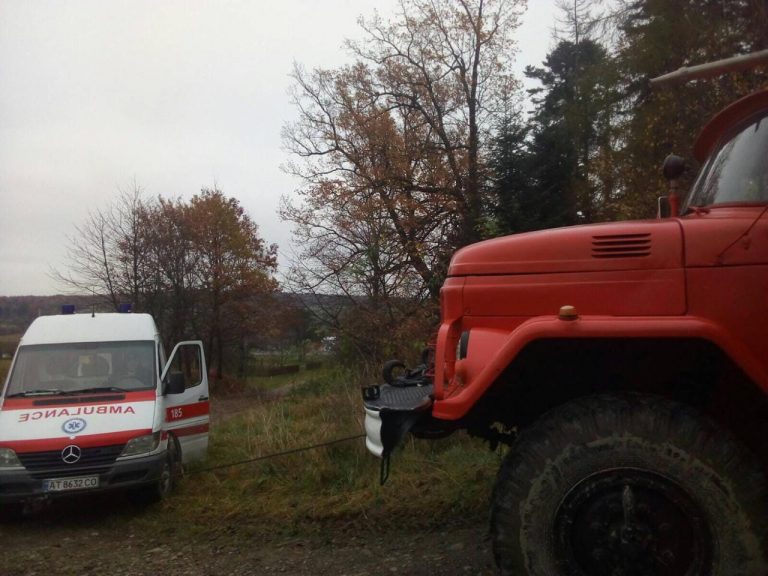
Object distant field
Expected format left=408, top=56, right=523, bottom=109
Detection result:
left=0, top=358, right=9, bottom=381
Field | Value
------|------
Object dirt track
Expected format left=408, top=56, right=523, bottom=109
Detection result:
left=1, top=497, right=495, bottom=576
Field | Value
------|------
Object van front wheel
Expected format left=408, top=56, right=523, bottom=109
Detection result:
left=491, top=394, right=768, bottom=575
left=134, top=437, right=180, bottom=505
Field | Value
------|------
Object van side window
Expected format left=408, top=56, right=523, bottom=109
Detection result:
left=167, top=344, right=203, bottom=389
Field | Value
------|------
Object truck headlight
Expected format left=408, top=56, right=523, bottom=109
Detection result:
left=120, top=432, right=161, bottom=457
left=0, top=447, right=21, bottom=467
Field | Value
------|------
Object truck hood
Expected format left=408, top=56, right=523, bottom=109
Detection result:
left=0, top=391, right=157, bottom=453
left=448, top=220, right=684, bottom=276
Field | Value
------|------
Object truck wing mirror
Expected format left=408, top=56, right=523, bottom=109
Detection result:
left=165, top=372, right=186, bottom=395
left=659, top=154, right=689, bottom=218
left=662, top=154, right=687, bottom=181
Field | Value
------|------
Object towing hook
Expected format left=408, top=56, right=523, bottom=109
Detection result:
left=382, top=359, right=406, bottom=385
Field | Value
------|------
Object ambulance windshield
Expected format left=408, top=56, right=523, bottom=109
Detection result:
left=4, top=341, right=156, bottom=397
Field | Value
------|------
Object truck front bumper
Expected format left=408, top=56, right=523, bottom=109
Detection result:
left=0, top=450, right=166, bottom=503
left=362, top=383, right=434, bottom=458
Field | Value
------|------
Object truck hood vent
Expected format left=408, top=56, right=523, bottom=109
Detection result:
left=592, top=233, right=651, bottom=258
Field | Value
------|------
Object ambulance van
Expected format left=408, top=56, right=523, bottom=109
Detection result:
left=0, top=308, right=210, bottom=505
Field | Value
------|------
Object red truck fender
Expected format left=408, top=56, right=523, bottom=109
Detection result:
left=432, top=314, right=768, bottom=420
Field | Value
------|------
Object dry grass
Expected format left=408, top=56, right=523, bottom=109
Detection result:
left=146, top=369, right=502, bottom=538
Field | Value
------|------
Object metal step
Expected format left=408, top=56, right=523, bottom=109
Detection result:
left=363, top=383, right=433, bottom=412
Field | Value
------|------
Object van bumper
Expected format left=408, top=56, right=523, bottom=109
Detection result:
left=0, top=450, right=166, bottom=502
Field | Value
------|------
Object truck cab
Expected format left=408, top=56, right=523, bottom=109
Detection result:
left=0, top=310, right=210, bottom=505
left=363, top=69, right=768, bottom=574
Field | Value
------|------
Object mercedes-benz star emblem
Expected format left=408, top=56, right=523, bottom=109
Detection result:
left=61, top=445, right=81, bottom=464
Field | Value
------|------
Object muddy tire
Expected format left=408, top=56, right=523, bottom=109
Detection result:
left=491, top=394, right=768, bottom=575
left=133, top=437, right=180, bottom=505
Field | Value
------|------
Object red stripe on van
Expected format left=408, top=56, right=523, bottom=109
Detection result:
left=172, top=423, right=210, bottom=437
left=166, top=401, right=210, bottom=422
left=0, top=429, right=153, bottom=453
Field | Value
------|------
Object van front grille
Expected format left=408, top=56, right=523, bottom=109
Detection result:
left=17, top=444, right=124, bottom=478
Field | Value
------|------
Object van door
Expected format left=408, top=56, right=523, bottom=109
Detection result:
left=161, top=341, right=210, bottom=462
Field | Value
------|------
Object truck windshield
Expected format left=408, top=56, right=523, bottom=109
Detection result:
left=4, top=341, right=156, bottom=397
left=685, top=112, right=768, bottom=209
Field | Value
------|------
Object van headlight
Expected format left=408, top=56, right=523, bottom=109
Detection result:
left=0, top=447, right=21, bottom=467
left=120, top=432, right=161, bottom=457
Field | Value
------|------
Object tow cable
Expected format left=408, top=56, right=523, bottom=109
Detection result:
left=189, top=433, right=366, bottom=475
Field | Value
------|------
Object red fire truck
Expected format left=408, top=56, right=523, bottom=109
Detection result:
left=363, top=51, right=768, bottom=575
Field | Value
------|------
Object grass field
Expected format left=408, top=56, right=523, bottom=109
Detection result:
left=0, top=350, right=500, bottom=538
left=140, top=369, right=501, bottom=538
left=245, top=363, right=333, bottom=391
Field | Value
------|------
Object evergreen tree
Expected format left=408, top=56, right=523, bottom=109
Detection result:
left=614, top=0, right=768, bottom=217
left=489, top=37, right=620, bottom=233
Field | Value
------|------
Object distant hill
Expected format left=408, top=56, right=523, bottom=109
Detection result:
left=0, top=295, right=105, bottom=336
left=0, top=292, right=347, bottom=356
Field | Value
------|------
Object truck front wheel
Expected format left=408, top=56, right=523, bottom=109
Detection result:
left=491, top=394, right=767, bottom=575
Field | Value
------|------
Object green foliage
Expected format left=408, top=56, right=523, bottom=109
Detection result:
left=490, top=0, right=768, bottom=233
left=613, top=0, right=768, bottom=217
left=490, top=38, right=622, bottom=234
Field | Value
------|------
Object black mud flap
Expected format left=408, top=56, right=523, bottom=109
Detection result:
left=362, top=383, right=434, bottom=484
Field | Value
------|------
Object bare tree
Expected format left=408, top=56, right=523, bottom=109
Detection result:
left=52, top=185, right=148, bottom=310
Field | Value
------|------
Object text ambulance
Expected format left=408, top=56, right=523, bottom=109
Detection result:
left=0, top=309, right=210, bottom=504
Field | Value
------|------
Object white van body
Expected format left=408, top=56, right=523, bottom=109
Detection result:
left=0, top=312, right=210, bottom=502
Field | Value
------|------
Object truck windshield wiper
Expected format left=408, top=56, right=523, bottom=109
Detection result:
left=6, top=389, right=64, bottom=398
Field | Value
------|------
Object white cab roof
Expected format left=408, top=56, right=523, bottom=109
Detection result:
left=21, top=313, right=158, bottom=346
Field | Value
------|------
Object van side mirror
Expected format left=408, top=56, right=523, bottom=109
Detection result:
left=165, top=372, right=186, bottom=395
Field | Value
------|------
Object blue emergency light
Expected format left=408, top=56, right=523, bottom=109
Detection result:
left=117, top=303, right=133, bottom=313
left=61, top=305, right=75, bottom=315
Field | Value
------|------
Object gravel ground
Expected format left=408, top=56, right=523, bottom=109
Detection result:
left=0, top=500, right=496, bottom=576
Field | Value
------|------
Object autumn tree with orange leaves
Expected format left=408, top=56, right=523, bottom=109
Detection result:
left=186, top=189, right=278, bottom=379
left=283, top=0, right=525, bottom=365
left=56, top=188, right=278, bottom=381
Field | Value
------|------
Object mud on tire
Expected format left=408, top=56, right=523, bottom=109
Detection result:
left=491, top=394, right=768, bottom=576
left=132, top=436, right=181, bottom=505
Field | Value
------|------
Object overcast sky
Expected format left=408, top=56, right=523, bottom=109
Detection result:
left=0, top=0, right=557, bottom=296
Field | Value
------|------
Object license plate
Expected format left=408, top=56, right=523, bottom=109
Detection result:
left=43, top=476, right=99, bottom=492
